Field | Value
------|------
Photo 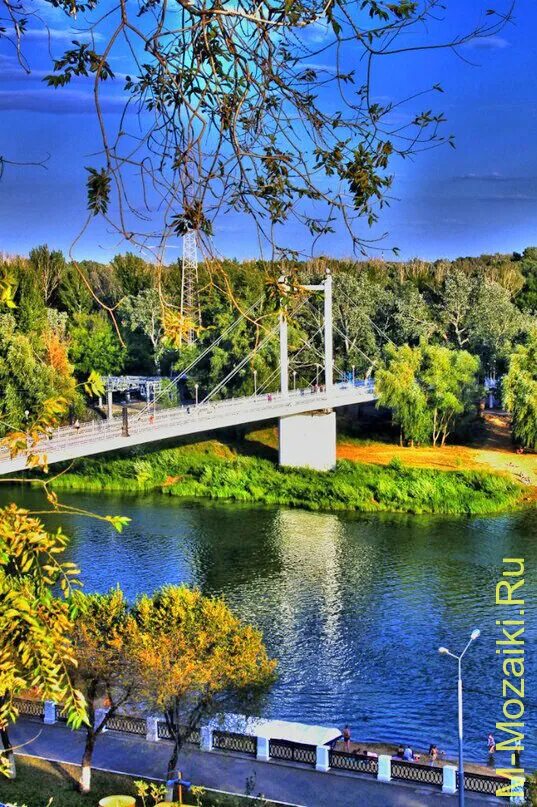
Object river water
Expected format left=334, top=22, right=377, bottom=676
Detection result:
left=3, top=487, right=535, bottom=766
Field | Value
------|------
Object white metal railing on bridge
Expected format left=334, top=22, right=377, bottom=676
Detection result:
left=0, top=380, right=375, bottom=471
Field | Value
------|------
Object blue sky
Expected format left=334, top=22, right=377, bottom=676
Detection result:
left=1, top=0, right=536, bottom=263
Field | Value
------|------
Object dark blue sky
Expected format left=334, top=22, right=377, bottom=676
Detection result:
left=1, top=0, right=536, bottom=263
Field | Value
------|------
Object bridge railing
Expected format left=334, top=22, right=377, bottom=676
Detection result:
left=0, top=381, right=376, bottom=466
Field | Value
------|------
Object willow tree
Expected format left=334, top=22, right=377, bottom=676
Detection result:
left=504, top=330, right=537, bottom=450
left=377, top=342, right=479, bottom=446
left=131, top=585, right=276, bottom=775
left=376, top=343, right=430, bottom=446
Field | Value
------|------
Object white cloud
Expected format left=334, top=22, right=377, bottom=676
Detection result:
left=298, top=62, right=336, bottom=74
left=25, top=26, right=104, bottom=43
left=463, top=35, right=510, bottom=50
left=0, top=87, right=128, bottom=114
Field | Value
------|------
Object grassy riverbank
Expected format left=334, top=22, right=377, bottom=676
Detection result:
left=47, top=438, right=524, bottom=515
left=0, top=756, right=280, bottom=807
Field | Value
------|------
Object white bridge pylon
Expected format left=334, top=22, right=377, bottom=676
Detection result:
left=279, top=270, right=333, bottom=396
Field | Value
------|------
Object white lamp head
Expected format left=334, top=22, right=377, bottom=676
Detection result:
left=471, top=629, right=481, bottom=641
left=438, top=647, right=449, bottom=655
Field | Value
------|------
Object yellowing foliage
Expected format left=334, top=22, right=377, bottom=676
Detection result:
left=162, top=309, right=202, bottom=348
left=131, top=585, right=276, bottom=773
left=44, top=329, right=72, bottom=376
left=0, top=505, right=87, bottom=775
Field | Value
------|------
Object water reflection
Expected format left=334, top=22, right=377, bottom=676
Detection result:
left=1, top=487, right=535, bottom=765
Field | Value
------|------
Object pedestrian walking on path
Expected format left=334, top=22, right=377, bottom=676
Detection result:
left=487, top=732, right=496, bottom=765
left=342, top=725, right=351, bottom=752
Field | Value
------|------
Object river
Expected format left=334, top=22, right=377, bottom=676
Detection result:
left=3, top=486, right=535, bottom=767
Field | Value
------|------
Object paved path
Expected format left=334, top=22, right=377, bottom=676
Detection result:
left=11, top=720, right=501, bottom=807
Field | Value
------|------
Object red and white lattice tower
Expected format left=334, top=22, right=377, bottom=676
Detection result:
left=180, top=230, right=201, bottom=345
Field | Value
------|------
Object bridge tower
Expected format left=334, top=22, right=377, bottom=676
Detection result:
left=279, top=270, right=333, bottom=395
left=180, top=230, right=201, bottom=345
left=278, top=270, right=336, bottom=471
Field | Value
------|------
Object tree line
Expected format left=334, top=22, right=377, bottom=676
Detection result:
left=2, top=245, right=537, bottom=446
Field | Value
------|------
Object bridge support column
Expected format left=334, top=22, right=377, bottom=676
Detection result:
left=279, top=410, right=336, bottom=471
left=324, top=270, right=333, bottom=392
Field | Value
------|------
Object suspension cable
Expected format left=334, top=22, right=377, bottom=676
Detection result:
left=135, top=294, right=266, bottom=418
left=202, top=297, right=309, bottom=403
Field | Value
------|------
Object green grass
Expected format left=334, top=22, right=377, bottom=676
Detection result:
left=0, top=757, right=139, bottom=807
left=0, top=756, right=281, bottom=807
left=47, top=439, right=524, bottom=516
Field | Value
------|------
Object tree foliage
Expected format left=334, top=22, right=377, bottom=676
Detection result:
left=120, top=289, right=165, bottom=373
left=69, top=589, right=138, bottom=793
left=0, top=246, right=534, bottom=422
left=0, top=313, right=79, bottom=438
left=131, top=585, right=276, bottom=774
left=503, top=329, right=537, bottom=450
left=377, top=343, right=479, bottom=446
left=0, top=506, right=86, bottom=777
left=69, top=313, right=126, bottom=378
left=0, top=0, right=512, bottom=260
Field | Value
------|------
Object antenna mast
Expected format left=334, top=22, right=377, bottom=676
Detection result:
left=180, top=230, right=200, bottom=345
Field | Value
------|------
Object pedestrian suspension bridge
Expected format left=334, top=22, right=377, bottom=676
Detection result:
left=0, top=272, right=377, bottom=476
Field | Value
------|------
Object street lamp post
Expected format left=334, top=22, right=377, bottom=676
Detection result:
left=316, top=363, right=320, bottom=387
left=253, top=369, right=257, bottom=397
left=352, top=365, right=355, bottom=385
left=293, top=370, right=297, bottom=391
left=195, top=384, right=199, bottom=406
left=438, top=629, right=481, bottom=807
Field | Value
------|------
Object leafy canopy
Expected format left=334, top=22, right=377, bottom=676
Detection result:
left=0, top=505, right=86, bottom=773
left=503, top=329, right=537, bottom=450
left=0, top=0, right=512, bottom=261
left=131, top=585, right=276, bottom=772
left=377, top=342, right=479, bottom=446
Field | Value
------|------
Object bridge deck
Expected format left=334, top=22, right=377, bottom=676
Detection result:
left=0, top=383, right=376, bottom=476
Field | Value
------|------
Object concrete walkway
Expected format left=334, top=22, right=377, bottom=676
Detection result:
left=11, top=720, right=501, bottom=807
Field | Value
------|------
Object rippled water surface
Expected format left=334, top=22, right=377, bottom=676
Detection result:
left=4, top=487, right=535, bottom=765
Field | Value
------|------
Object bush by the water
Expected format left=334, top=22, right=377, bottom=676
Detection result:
left=47, top=440, right=523, bottom=516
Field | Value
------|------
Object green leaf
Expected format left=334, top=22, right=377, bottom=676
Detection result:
left=105, top=515, right=132, bottom=533
left=84, top=370, right=106, bottom=397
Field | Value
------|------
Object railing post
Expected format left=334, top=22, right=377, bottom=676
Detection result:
left=377, top=754, right=392, bottom=783
left=107, top=389, right=113, bottom=420
left=122, top=403, right=129, bottom=437
left=256, top=736, right=270, bottom=762
left=315, top=745, right=330, bottom=772
left=43, top=700, right=57, bottom=725
left=146, top=716, right=159, bottom=743
left=442, top=765, right=458, bottom=794
left=200, top=725, right=213, bottom=751
left=94, top=707, right=109, bottom=732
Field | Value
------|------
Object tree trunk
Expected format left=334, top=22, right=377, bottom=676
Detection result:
left=1, top=726, right=16, bottom=779
left=80, top=730, right=96, bottom=793
left=168, top=738, right=179, bottom=778
left=166, top=703, right=185, bottom=777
